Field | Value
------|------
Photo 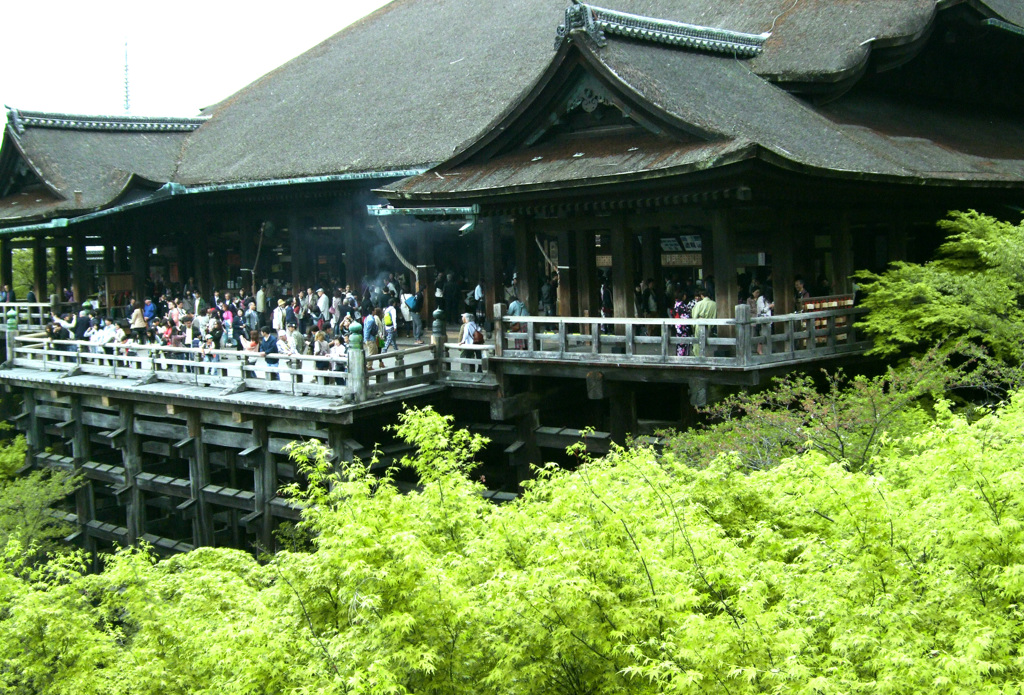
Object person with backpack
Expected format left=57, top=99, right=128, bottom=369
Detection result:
left=362, top=310, right=380, bottom=369
left=407, top=289, right=424, bottom=344
left=382, top=298, right=399, bottom=353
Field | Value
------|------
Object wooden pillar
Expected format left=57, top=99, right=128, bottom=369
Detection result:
left=772, top=208, right=795, bottom=314
left=575, top=230, right=597, bottom=318
left=69, top=395, right=97, bottom=556
left=251, top=418, right=278, bottom=551
left=32, top=237, right=47, bottom=300
left=114, top=242, right=129, bottom=272
left=72, top=234, right=88, bottom=302
left=131, top=227, right=149, bottom=301
left=512, top=409, right=541, bottom=493
left=0, top=238, right=12, bottom=292
left=608, top=384, right=637, bottom=445
left=711, top=209, right=736, bottom=317
left=416, top=227, right=436, bottom=319
left=346, top=197, right=368, bottom=287
left=239, top=216, right=256, bottom=298
left=831, top=212, right=853, bottom=294
left=21, top=390, right=41, bottom=468
left=119, top=402, right=145, bottom=543
left=639, top=227, right=659, bottom=294
left=54, top=242, right=69, bottom=301
left=513, top=217, right=539, bottom=313
left=610, top=218, right=634, bottom=319
left=102, top=244, right=114, bottom=275
left=556, top=230, right=578, bottom=317
left=288, top=212, right=303, bottom=293
left=186, top=410, right=213, bottom=547
left=482, top=219, right=502, bottom=321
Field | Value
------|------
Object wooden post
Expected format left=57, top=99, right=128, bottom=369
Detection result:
left=513, top=217, right=539, bottom=313
left=54, top=242, right=69, bottom=303
left=32, top=237, right=47, bottom=301
left=69, top=395, right=97, bottom=556
left=119, top=401, right=146, bottom=543
left=575, top=230, right=598, bottom=318
left=493, top=303, right=505, bottom=357
left=0, top=238, right=12, bottom=292
left=482, top=219, right=502, bottom=324
left=772, top=208, right=795, bottom=314
left=348, top=346, right=366, bottom=403
left=288, top=212, right=303, bottom=294
left=556, top=230, right=578, bottom=317
left=734, top=303, right=751, bottom=366
left=186, top=410, right=213, bottom=547
left=72, top=234, right=88, bottom=302
left=610, top=217, right=634, bottom=324
left=608, top=384, right=637, bottom=445
left=251, top=418, right=277, bottom=551
left=131, top=228, right=148, bottom=301
left=711, top=210, right=736, bottom=317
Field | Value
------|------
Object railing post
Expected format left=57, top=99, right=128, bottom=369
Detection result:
left=6, top=329, right=16, bottom=364
left=591, top=322, right=600, bottom=355
left=734, top=304, right=750, bottom=366
left=493, top=303, right=504, bottom=358
left=625, top=322, right=635, bottom=358
left=348, top=346, right=366, bottom=403
left=557, top=319, right=567, bottom=358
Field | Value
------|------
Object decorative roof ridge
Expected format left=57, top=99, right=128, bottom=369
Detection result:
left=555, top=1, right=770, bottom=58
left=5, top=108, right=208, bottom=135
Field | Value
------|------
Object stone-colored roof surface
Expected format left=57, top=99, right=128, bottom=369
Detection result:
left=176, top=0, right=1018, bottom=185
left=384, top=31, right=1024, bottom=200
left=2, top=0, right=1022, bottom=217
left=0, top=112, right=202, bottom=224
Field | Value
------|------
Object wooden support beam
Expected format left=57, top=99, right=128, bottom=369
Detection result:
left=186, top=410, right=213, bottom=547
left=118, top=402, right=145, bottom=543
left=251, top=418, right=278, bottom=551
left=610, top=217, right=634, bottom=322
left=0, top=238, right=12, bottom=293
left=513, top=217, right=539, bottom=313
left=72, top=234, right=88, bottom=302
left=32, top=237, right=47, bottom=301
left=556, top=230, right=578, bottom=317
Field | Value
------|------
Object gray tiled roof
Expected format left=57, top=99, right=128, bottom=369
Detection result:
left=2, top=0, right=1022, bottom=215
left=0, top=111, right=199, bottom=223
left=177, top=0, right=1018, bottom=185
left=383, top=31, right=1024, bottom=199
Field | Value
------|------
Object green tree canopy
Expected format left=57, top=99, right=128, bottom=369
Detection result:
left=4, top=403, right=1024, bottom=693
left=856, top=210, right=1024, bottom=363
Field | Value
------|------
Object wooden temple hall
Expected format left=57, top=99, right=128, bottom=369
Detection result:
left=2, top=0, right=1024, bottom=554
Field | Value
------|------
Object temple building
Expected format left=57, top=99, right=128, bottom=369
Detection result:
left=2, top=0, right=1024, bottom=553
left=1, top=0, right=1022, bottom=318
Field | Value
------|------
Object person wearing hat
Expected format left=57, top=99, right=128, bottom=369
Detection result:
left=272, top=298, right=287, bottom=332
left=316, top=287, right=330, bottom=317
left=458, top=312, right=483, bottom=372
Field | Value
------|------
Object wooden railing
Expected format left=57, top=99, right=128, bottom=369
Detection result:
left=0, top=303, right=53, bottom=332
left=440, top=342, right=496, bottom=384
left=8, top=337, right=444, bottom=403
left=493, top=304, right=871, bottom=368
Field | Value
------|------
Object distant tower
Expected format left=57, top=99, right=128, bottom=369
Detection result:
left=123, top=41, right=130, bottom=114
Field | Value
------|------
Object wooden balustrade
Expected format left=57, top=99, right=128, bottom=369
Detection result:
left=493, top=303, right=871, bottom=368
left=10, top=336, right=448, bottom=403
left=0, top=302, right=54, bottom=332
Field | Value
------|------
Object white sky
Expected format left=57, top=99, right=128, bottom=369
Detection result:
left=2, top=0, right=393, bottom=121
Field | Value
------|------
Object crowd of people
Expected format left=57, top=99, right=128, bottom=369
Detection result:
left=41, top=271, right=430, bottom=381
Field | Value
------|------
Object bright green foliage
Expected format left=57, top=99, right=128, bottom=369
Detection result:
left=856, top=210, right=1024, bottom=362
left=662, top=347, right=959, bottom=472
left=0, top=430, right=78, bottom=554
left=5, top=404, right=1024, bottom=693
